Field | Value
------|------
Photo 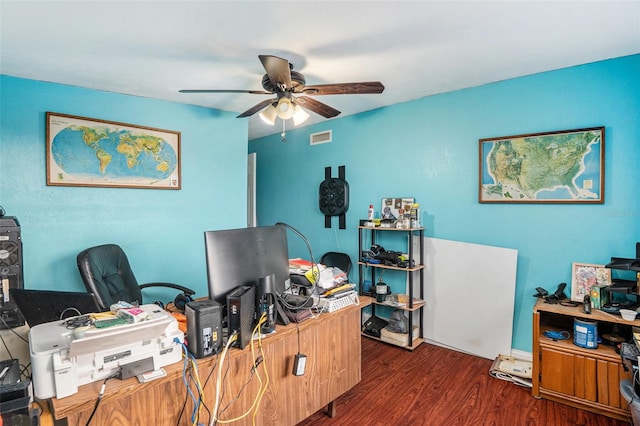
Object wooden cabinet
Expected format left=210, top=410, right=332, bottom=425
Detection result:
left=358, top=225, right=424, bottom=350
left=533, top=299, right=632, bottom=420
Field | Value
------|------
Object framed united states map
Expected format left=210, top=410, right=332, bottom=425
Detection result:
left=46, top=112, right=181, bottom=189
left=479, top=127, right=604, bottom=203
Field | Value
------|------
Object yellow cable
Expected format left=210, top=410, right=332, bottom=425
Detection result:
left=211, top=332, right=237, bottom=426
left=252, top=316, right=269, bottom=426
left=189, top=357, right=205, bottom=425
left=216, top=314, right=268, bottom=424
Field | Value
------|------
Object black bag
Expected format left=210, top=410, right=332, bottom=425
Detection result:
left=362, top=315, right=388, bottom=338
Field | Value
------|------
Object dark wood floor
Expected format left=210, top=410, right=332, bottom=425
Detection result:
left=299, top=337, right=632, bottom=426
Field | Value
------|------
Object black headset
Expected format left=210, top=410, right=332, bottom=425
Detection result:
left=144, top=283, right=195, bottom=311
left=173, top=290, right=194, bottom=311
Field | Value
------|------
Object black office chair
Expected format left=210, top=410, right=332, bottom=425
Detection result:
left=76, top=243, right=195, bottom=311
left=319, top=251, right=352, bottom=277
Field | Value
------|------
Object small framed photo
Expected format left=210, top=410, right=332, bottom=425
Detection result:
left=570, top=262, right=611, bottom=302
left=381, top=198, right=414, bottom=220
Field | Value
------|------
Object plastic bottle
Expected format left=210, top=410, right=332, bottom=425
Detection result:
left=410, top=203, right=420, bottom=228
left=368, top=204, right=374, bottom=220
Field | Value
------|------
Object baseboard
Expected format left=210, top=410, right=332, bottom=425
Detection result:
left=423, top=339, right=532, bottom=362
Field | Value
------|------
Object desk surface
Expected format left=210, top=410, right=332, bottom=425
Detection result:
left=48, top=298, right=370, bottom=425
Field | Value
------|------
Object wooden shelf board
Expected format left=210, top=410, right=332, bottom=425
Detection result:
left=357, top=261, right=425, bottom=272
left=361, top=332, right=423, bottom=351
left=358, top=226, right=424, bottom=231
left=371, top=299, right=425, bottom=312
left=538, top=324, right=621, bottom=362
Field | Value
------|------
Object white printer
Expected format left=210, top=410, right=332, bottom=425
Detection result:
left=30, top=304, right=183, bottom=399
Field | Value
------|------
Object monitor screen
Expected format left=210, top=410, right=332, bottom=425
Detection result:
left=204, top=224, right=290, bottom=307
left=10, top=289, right=102, bottom=327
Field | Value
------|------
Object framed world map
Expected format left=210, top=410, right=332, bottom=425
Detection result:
left=46, top=112, right=181, bottom=189
left=479, top=127, right=604, bottom=203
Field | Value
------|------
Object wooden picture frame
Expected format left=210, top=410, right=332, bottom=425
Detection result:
left=570, top=262, right=611, bottom=302
left=479, top=127, right=604, bottom=203
left=46, top=112, right=181, bottom=189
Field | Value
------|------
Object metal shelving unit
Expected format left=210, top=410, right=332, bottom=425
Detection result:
left=358, top=224, right=424, bottom=349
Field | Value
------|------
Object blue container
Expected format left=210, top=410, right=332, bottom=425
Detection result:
left=574, top=318, right=598, bottom=349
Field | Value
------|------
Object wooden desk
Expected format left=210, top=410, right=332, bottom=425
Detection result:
left=48, top=299, right=369, bottom=425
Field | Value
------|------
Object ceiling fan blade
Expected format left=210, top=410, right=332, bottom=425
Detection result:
left=295, top=96, right=341, bottom=118
left=237, top=98, right=275, bottom=118
left=179, top=89, right=272, bottom=94
left=259, top=55, right=292, bottom=91
left=301, top=82, right=385, bottom=95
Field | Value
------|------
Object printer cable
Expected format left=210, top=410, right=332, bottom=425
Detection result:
left=85, top=370, right=121, bottom=426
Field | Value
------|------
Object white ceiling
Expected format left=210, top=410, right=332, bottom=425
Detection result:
left=1, top=1, right=639, bottom=140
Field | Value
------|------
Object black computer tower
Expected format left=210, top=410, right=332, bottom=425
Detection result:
left=227, top=285, right=255, bottom=349
left=185, top=299, right=222, bottom=358
left=0, top=216, right=25, bottom=329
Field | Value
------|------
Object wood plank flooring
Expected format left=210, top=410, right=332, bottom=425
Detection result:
left=299, top=337, right=632, bottom=426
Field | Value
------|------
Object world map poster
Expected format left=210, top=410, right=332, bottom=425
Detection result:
left=479, top=127, right=604, bottom=203
left=46, top=112, right=181, bottom=189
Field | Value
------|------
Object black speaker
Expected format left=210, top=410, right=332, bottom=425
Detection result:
left=319, top=177, right=349, bottom=215
left=0, top=216, right=24, bottom=329
left=185, top=299, right=222, bottom=358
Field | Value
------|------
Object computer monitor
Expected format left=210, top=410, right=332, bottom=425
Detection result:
left=204, top=224, right=290, bottom=308
left=9, top=289, right=102, bottom=327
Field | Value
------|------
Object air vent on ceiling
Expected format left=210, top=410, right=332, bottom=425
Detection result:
left=310, top=130, right=332, bottom=146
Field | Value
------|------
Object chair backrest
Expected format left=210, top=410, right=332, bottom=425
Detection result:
left=76, top=244, right=143, bottom=310
left=319, top=251, right=352, bottom=276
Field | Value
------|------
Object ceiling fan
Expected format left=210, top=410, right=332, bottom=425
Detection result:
left=179, top=55, right=385, bottom=128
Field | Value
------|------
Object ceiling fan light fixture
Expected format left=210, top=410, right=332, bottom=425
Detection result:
left=276, top=97, right=296, bottom=120
left=259, top=104, right=277, bottom=125
left=293, top=105, right=310, bottom=126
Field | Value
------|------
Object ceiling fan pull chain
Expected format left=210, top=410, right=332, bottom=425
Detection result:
left=281, top=120, right=287, bottom=142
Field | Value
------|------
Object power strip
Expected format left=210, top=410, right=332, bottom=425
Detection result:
left=317, top=291, right=358, bottom=312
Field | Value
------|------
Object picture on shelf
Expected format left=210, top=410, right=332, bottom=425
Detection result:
left=381, top=197, right=414, bottom=220
left=570, top=262, right=611, bottom=302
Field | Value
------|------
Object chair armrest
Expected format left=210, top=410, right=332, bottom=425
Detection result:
left=139, top=282, right=195, bottom=296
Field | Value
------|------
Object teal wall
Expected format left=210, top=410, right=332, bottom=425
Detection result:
left=249, top=54, right=640, bottom=352
left=0, top=75, right=248, bottom=304
left=1, top=55, right=638, bottom=352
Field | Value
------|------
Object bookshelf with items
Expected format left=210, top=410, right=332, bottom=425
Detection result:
left=358, top=222, right=425, bottom=350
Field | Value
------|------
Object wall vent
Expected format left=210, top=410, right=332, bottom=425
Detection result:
left=310, top=130, right=332, bottom=146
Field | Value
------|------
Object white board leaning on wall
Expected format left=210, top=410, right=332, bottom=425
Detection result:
left=417, top=237, right=518, bottom=360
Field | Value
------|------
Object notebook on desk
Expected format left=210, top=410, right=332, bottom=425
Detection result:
left=9, top=289, right=103, bottom=327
